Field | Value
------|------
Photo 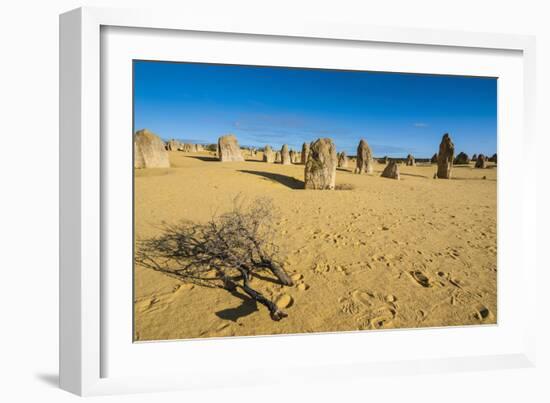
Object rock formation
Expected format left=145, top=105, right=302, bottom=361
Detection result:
left=475, top=154, right=487, bottom=168
left=289, top=150, right=296, bottom=164
left=275, top=151, right=281, bottom=163
left=471, top=154, right=478, bottom=162
left=263, top=145, right=275, bottom=163
left=381, top=160, right=400, bottom=180
left=217, top=134, right=244, bottom=162
left=454, top=151, right=470, bottom=165
left=166, top=139, right=180, bottom=151
left=281, top=144, right=291, bottom=165
left=301, top=142, right=310, bottom=164
left=431, top=153, right=438, bottom=164
left=354, top=139, right=374, bottom=174
left=406, top=154, right=416, bottom=166
left=180, top=143, right=199, bottom=152
left=337, top=151, right=348, bottom=168
left=489, top=153, right=497, bottom=163
left=436, top=133, right=455, bottom=179
left=304, top=138, right=337, bottom=190
left=134, top=129, right=170, bottom=168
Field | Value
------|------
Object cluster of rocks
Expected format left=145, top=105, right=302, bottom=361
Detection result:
left=337, top=151, right=349, bottom=169
left=406, top=154, right=416, bottom=166
left=475, top=154, right=488, bottom=169
left=281, top=144, right=291, bottom=165
left=257, top=144, right=304, bottom=165
left=135, top=129, right=495, bottom=187
left=429, top=149, right=496, bottom=171
left=165, top=139, right=205, bottom=152
left=453, top=151, right=470, bottom=165
left=472, top=153, right=496, bottom=168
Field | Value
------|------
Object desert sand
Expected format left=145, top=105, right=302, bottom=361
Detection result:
left=134, top=150, right=497, bottom=341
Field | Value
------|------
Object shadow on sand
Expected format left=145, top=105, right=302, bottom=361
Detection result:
left=238, top=170, right=304, bottom=189
left=185, top=155, right=219, bottom=162
left=215, top=289, right=259, bottom=321
left=400, top=172, right=431, bottom=179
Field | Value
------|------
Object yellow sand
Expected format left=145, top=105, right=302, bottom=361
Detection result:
left=134, top=151, right=497, bottom=341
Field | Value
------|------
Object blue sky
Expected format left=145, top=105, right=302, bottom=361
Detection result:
left=134, top=61, right=497, bottom=158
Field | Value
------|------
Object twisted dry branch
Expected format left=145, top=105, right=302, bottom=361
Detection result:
left=135, top=197, right=293, bottom=320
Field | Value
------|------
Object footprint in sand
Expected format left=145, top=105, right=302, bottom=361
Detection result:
left=343, top=289, right=399, bottom=329
left=369, top=306, right=397, bottom=329
left=351, top=289, right=376, bottom=306
left=409, top=270, right=432, bottom=288
left=134, top=297, right=160, bottom=313
left=339, top=297, right=361, bottom=315
left=135, top=283, right=193, bottom=314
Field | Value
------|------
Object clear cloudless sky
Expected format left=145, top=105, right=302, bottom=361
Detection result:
left=134, top=61, right=497, bottom=158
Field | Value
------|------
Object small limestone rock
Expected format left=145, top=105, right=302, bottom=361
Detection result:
left=289, top=150, right=296, bottom=164
left=437, top=133, right=455, bottom=179
left=337, top=151, right=349, bottom=169
left=381, top=160, right=400, bottom=179
left=475, top=154, right=487, bottom=168
left=406, top=154, right=416, bottom=166
left=301, top=142, right=310, bottom=164
left=453, top=151, right=469, bottom=165
left=217, top=134, right=244, bottom=162
left=263, top=145, right=275, bottom=163
left=304, top=138, right=337, bottom=190
left=281, top=144, right=291, bottom=165
left=134, top=129, right=170, bottom=168
left=355, top=139, right=374, bottom=174
left=165, top=139, right=181, bottom=151
left=291, top=273, right=303, bottom=282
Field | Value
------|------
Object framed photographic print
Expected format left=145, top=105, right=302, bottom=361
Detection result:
left=60, top=6, right=537, bottom=396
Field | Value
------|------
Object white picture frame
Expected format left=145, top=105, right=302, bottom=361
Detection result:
left=59, top=6, right=537, bottom=396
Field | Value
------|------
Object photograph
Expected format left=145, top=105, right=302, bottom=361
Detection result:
left=133, top=60, right=497, bottom=341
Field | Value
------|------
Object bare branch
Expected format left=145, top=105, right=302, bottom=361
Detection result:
left=135, top=197, right=293, bottom=320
